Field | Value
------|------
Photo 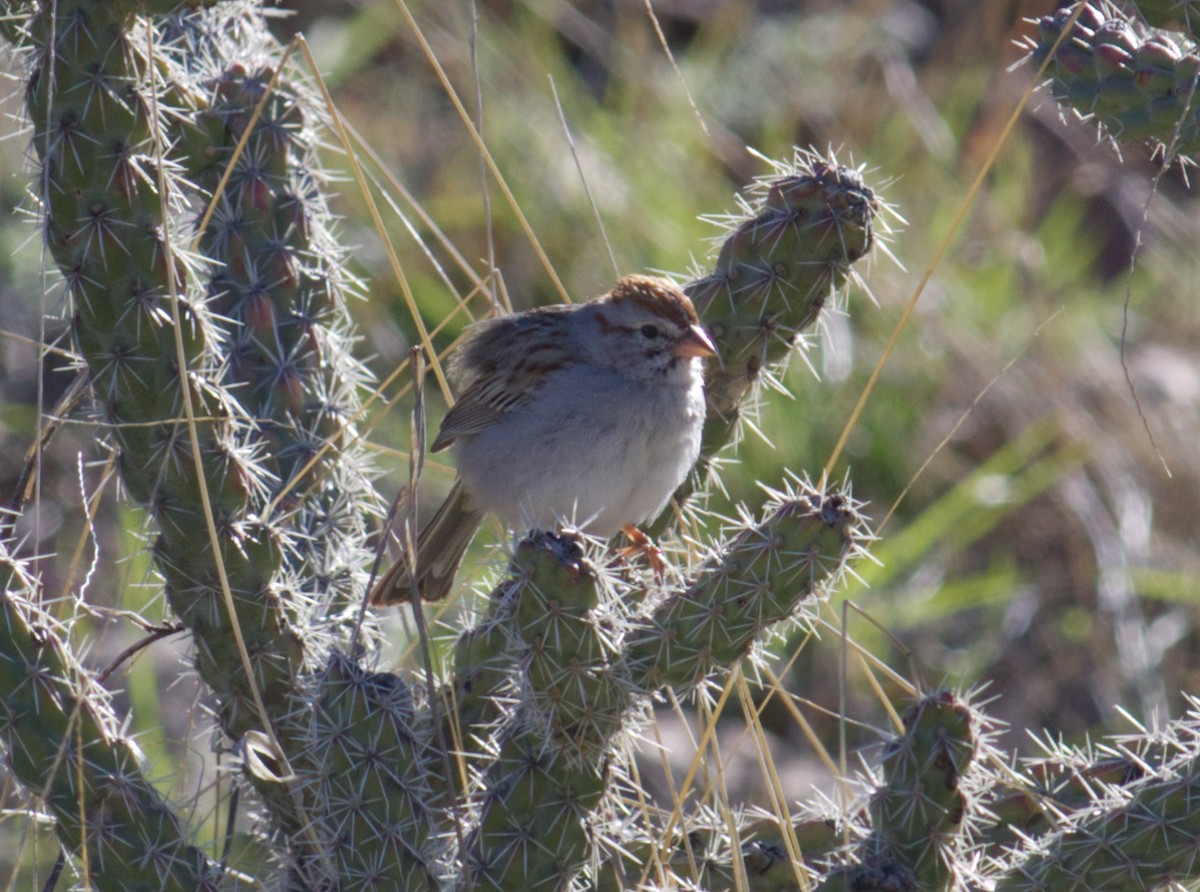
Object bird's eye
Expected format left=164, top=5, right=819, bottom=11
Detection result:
left=639, top=324, right=661, bottom=339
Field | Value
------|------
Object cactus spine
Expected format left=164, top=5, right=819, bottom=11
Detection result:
left=5, top=4, right=1200, bottom=882
left=993, top=702, right=1200, bottom=891
left=454, top=479, right=867, bottom=890
left=630, top=481, right=863, bottom=693
left=15, top=0, right=381, bottom=882
left=0, top=550, right=219, bottom=890
left=13, top=3, right=1127, bottom=888
left=23, top=0, right=298, bottom=746
left=298, top=651, right=443, bottom=890
left=1025, top=2, right=1200, bottom=157
left=659, top=151, right=880, bottom=524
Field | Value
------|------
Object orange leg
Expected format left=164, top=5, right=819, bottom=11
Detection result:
left=619, top=524, right=666, bottom=578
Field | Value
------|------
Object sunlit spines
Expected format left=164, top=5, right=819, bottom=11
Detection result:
left=179, top=28, right=380, bottom=614
left=463, top=721, right=608, bottom=891
left=449, top=613, right=520, bottom=764
left=0, top=548, right=219, bottom=891
left=455, top=531, right=632, bottom=890
left=814, top=689, right=985, bottom=892
left=993, top=700, right=1200, bottom=890
left=1025, top=3, right=1200, bottom=158
left=658, top=150, right=881, bottom=525
left=17, top=0, right=357, bottom=880
left=297, top=650, right=443, bottom=892
left=1135, top=0, right=1200, bottom=39
left=510, top=532, right=631, bottom=760
left=630, top=476, right=867, bottom=693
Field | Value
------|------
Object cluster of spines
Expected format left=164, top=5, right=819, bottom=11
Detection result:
left=445, top=150, right=880, bottom=887
left=594, top=807, right=823, bottom=892
left=1136, top=0, right=1200, bottom=38
left=794, top=692, right=1200, bottom=891
left=10, top=3, right=894, bottom=883
left=653, top=149, right=880, bottom=526
left=594, top=691, right=982, bottom=892
left=175, top=10, right=380, bottom=616
left=1025, top=2, right=1200, bottom=157
left=463, top=720, right=610, bottom=890
left=596, top=689, right=1200, bottom=892
left=297, top=650, right=443, bottom=891
left=448, top=475, right=866, bottom=890
left=458, top=532, right=619, bottom=888
left=0, top=548, right=218, bottom=891
left=10, top=3, right=1200, bottom=882
left=628, top=477, right=866, bottom=694
left=509, top=534, right=629, bottom=759
left=159, top=3, right=393, bottom=881
left=16, top=0, right=383, bottom=881
left=992, top=700, right=1200, bottom=890
left=798, top=690, right=979, bottom=892
left=22, top=0, right=300, bottom=745
left=445, top=613, right=518, bottom=754
left=983, top=748, right=1149, bottom=854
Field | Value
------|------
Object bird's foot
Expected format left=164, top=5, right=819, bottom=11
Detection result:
left=618, top=524, right=666, bottom=578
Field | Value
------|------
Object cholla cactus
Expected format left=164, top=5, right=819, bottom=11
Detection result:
left=9, top=0, right=375, bottom=883
left=0, top=0, right=885, bottom=886
left=989, top=698, right=1200, bottom=891
left=454, top=479, right=867, bottom=890
left=16, top=2, right=1194, bottom=891
left=0, top=548, right=220, bottom=890
left=1024, top=2, right=1200, bottom=158
left=815, top=690, right=986, bottom=892
left=592, top=689, right=991, bottom=892
left=664, top=151, right=881, bottom=518
left=297, top=651, right=445, bottom=889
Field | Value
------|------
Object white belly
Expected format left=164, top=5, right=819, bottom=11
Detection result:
left=452, top=361, right=705, bottom=536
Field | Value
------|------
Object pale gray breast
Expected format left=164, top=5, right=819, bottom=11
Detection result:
left=451, top=359, right=705, bottom=536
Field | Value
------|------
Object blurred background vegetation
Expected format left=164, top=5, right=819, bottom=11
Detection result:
left=1, top=0, right=1198, bottom=878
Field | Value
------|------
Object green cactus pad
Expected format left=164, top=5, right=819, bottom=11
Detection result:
left=658, top=150, right=880, bottom=524
left=817, top=690, right=980, bottom=892
left=299, top=651, right=442, bottom=891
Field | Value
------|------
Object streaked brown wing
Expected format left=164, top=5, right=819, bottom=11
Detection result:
left=430, top=382, right=505, bottom=451
left=431, top=308, right=569, bottom=452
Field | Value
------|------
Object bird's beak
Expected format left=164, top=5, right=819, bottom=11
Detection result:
left=674, top=324, right=718, bottom=359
